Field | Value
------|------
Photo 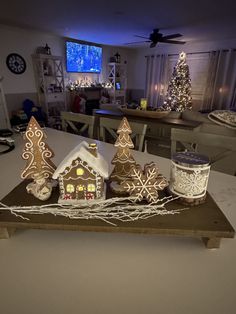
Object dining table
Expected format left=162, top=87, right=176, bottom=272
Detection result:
left=0, top=128, right=236, bottom=314
left=94, top=109, right=202, bottom=129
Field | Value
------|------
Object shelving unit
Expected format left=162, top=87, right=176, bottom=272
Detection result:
left=0, top=78, right=11, bottom=129
left=32, top=54, right=67, bottom=127
left=107, top=62, right=127, bottom=105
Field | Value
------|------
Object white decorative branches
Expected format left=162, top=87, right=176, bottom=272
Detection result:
left=0, top=195, right=187, bottom=226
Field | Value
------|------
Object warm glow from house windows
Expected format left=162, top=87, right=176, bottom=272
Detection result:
left=76, top=168, right=84, bottom=176
left=77, top=185, right=84, bottom=191
left=66, top=184, right=75, bottom=193
left=87, top=184, right=96, bottom=192
left=154, top=84, right=158, bottom=91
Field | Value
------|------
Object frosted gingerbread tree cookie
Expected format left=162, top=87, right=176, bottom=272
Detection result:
left=109, top=117, right=136, bottom=194
left=21, top=116, right=56, bottom=200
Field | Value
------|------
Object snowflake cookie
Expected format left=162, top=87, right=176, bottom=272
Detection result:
left=121, top=162, right=168, bottom=203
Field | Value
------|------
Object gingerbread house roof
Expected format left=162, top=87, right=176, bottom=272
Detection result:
left=52, top=141, right=109, bottom=179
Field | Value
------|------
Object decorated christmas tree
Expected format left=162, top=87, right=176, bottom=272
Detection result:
left=21, top=116, right=56, bottom=180
left=163, top=52, right=192, bottom=112
left=110, top=117, right=136, bottom=184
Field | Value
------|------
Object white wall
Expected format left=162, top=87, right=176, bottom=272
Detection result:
left=0, top=25, right=64, bottom=94
left=2, top=24, right=236, bottom=98
left=0, top=24, right=132, bottom=95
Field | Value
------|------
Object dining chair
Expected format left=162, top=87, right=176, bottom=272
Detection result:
left=171, top=128, right=236, bottom=166
left=61, top=111, right=95, bottom=138
left=99, top=117, right=147, bottom=151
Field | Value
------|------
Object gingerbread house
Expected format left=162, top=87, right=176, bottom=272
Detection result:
left=53, top=141, right=109, bottom=203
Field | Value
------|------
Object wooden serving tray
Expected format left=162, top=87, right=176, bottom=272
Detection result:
left=120, top=107, right=170, bottom=119
left=0, top=181, right=235, bottom=249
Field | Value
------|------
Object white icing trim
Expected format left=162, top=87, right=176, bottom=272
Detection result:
left=63, top=176, right=95, bottom=181
left=53, top=141, right=109, bottom=179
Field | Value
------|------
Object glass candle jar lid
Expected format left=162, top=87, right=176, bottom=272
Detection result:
left=172, top=152, right=210, bottom=168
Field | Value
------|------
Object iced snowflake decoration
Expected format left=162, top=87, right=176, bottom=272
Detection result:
left=121, top=162, right=168, bottom=203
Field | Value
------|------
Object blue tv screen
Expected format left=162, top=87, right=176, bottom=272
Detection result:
left=66, top=41, right=102, bottom=73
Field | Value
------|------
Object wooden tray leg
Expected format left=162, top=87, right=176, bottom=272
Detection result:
left=0, top=227, right=16, bottom=239
left=202, top=237, right=221, bottom=249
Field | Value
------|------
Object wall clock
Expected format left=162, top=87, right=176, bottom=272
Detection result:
left=6, top=53, right=26, bottom=74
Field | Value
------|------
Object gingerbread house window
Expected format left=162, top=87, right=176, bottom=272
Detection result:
left=66, top=184, right=75, bottom=193
left=87, top=183, right=96, bottom=192
left=76, top=168, right=84, bottom=176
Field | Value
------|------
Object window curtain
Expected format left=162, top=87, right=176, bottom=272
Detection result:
left=202, top=49, right=236, bottom=111
left=145, top=54, right=169, bottom=108
left=230, top=80, right=236, bottom=110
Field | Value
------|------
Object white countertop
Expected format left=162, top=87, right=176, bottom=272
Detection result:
left=0, top=128, right=236, bottom=314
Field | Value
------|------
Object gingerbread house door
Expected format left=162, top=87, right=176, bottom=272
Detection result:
left=76, top=184, right=86, bottom=199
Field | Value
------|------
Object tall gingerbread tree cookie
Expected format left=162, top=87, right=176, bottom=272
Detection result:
left=121, top=162, right=168, bottom=203
left=110, top=117, right=136, bottom=193
left=21, top=116, right=56, bottom=200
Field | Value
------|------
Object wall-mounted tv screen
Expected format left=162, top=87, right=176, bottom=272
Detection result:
left=66, top=41, right=102, bottom=73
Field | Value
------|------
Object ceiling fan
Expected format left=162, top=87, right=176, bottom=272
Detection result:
left=126, top=28, right=186, bottom=48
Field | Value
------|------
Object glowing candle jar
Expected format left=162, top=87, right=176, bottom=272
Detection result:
left=169, top=152, right=211, bottom=205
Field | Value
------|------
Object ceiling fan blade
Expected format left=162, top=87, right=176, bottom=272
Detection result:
left=134, top=35, right=150, bottom=39
left=150, top=42, right=157, bottom=48
left=160, top=39, right=186, bottom=44
left=125, top=41, right=150, bottom=45
left=162, top=33, right=182, bottom=40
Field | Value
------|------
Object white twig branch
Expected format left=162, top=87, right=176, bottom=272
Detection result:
left=0, top=195, right=188, bottom=226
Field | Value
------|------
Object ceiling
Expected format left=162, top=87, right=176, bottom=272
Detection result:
left=1, top=0, right=236, bottom=47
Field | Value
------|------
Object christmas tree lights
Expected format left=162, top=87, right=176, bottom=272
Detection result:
left=162, top=52, right=192, bottom=112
